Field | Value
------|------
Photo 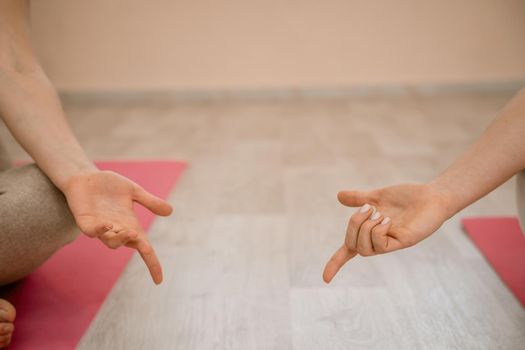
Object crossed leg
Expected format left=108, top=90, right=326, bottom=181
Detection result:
left=0, top=149, right=79, bottom=348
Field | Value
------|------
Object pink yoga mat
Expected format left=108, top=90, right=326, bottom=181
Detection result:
left=462, top=217, right=525, bottom=307
left=1, top=161, right=186, bottom=349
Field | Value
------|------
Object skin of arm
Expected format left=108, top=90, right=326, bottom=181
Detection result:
left=323, top=88, right=525, bottom=283
left=0, top=0, right=171, bottom=284
left=0, top=0, right=96, bottom=189
left=431, top=89, right=525, bottom=217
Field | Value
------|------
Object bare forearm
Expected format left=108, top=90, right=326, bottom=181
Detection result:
left=431, top=89, right=525, bottom=217
left=0, top=0, right=96, bottom=191
left=0, top=70, right=96, bottom=191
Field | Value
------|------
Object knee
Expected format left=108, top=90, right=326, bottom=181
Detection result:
left=0, top=164, right=79, bottom=245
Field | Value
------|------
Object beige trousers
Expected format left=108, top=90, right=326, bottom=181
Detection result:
left=0, top=140, right=78, bottom=286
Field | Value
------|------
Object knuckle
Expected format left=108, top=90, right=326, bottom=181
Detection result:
left=361, top=220, right=372, bottom=230
left=356, top=242, right=372, bottom=256
left=348, top=214, right=363, bottom=230
left=349, top=215, right=362, bottom=226
left=107, top=241, right=119, bottom=249
left=358, top=249, right=373, bottom=257
left=371, top=229, right=386, bottom=250
left=373, top=243, right=387, bottom=254
left=359, top=220, right=373, bottom=231
left=371, top=224, right=383, bottom=233
left=344, top=236, right=356, bottom=250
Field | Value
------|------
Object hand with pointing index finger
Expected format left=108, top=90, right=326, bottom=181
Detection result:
left=62, top=170, right=172, bottom=284
left=323, top=183, right=451, bottom=283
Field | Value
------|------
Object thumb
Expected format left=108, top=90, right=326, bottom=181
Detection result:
left=337, top=190, right=376, bottom=208
left=133, top=185, right=173, bottom=216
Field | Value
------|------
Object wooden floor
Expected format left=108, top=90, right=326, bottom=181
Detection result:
left=2, top=89, right=524, bottom=349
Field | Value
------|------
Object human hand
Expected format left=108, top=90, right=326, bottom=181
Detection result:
left=63, top=170, right=173, bottom=284
left=323, top=183, right=451, bottom=283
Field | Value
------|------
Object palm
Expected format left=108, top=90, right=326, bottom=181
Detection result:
left=369, top=184, right=448, bottom=247
left=65, top=171, right=140, bottom=236
left=62, top=170, right=173, bottom=284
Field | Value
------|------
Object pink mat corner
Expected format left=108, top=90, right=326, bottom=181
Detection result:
left=462, top=216, right=525, bottom=307
left=1, top=160, right=186, bottom=349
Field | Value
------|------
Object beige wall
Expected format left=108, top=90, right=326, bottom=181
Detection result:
left=30, top=0, right=525, bottom=91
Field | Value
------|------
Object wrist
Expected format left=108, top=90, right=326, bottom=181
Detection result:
left=426, top=180, right=460, bottom=220
left=54, top=160, right=99, bottom=193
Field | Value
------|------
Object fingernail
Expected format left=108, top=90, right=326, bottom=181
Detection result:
left=371, top=211, right=381, bottom=220
left=359, top=204, right=371, bottom=213
left=381, top=217, right=391, bottom=225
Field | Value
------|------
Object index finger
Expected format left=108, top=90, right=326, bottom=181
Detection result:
left=128, top=237, right=163, bottom=285
left=322, top=244, right=357, bottom=284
